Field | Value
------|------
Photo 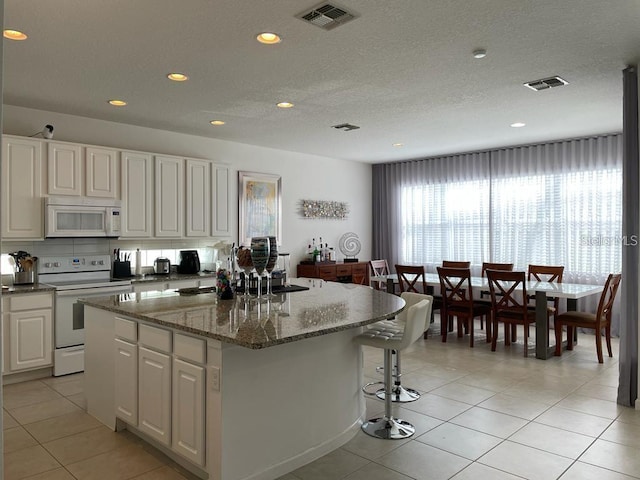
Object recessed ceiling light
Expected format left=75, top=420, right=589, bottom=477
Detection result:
left=276, top=102, right=294, bottom=108
left=4, top=29, right=27, bottom=41
left=510, top=122, right=526, bottom=128
left=210, top=120, right=225, bottom=126
left=167, top=73, right=189, bottom=82
left=393, top=143, right=404, bottom=147
left=108, top=99, right=127, bottom=107
left=472, top=49, right=487, bottom=59
left=256, top=32, right=281, bottom=44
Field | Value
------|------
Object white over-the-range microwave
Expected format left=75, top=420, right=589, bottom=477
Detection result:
left=45, top=196, right=122, bottom=238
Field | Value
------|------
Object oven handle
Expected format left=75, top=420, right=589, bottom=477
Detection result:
left=55, top=285, right=133, bottom=297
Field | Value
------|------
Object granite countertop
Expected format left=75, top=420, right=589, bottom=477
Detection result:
left=81, top=279, right=406, bottom=349
left=1, top=284, right=56, bottom=295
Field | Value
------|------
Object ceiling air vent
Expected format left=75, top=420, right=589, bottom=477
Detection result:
left=297, top=3, right=356, bottom=30
left=333, top=123, right=360, bottom=131
left=524, top=76, right=569, bottom=91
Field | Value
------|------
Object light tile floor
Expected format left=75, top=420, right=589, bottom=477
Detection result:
left=3, top=321, right=640, bottom=480
left=3, top=373, right=197, bottom=480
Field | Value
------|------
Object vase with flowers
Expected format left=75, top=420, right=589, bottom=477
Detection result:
left=216, top=268, right=234, bottom=299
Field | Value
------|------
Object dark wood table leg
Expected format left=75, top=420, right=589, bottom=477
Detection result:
left=567, top=298, right=578, bottom=345
left=535, top=291, right=551, bottom=359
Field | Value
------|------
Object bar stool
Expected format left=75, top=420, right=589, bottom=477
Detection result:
left=354, top=296, right=432, bottom=439
left=364, top=292, right=431, bottom=402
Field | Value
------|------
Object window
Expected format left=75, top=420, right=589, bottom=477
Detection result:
left=400, top=179, right=490, bottom=265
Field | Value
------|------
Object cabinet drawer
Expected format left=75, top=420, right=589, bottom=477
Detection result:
left=336, top=265, right=352, bottom=276
left=139, top=324, right=172, bottom=353
left=351, top=265, right=367, bottom=275
left=115, top=317, right=137, bottom=342
left=9, top=293, right=53, bottom=311
left=318, top=266, right=337, bottom=281
left=174, top=333, right=206, bottom=364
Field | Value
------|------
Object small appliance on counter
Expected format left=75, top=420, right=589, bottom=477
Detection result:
left=154, top=257, right=171, bottom=275
left=178, top=250, right=200, bottom=274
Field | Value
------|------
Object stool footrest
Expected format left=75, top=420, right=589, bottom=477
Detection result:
left=362, top=416, right=415, bottom=439
left=362, top=381, right=384, bottom=396
left=375, top=385, right=420, bottom=403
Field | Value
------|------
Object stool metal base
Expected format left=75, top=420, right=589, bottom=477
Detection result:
left=375, top=384, right=421, bottom=403
left=362, top=416, right=415, bottom=439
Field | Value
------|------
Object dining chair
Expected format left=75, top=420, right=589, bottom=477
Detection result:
left=554, top=273, right=621, bottom=363
left=442, top=260, right=471, bottom=268
left=395, top=264, right=427, bottom=294
left=437, top=261, right=470, bottom=332
left=369, top=259, right=391, bottom=292
left=528, top=264, right=564, bottom=342
left=486, top=269, right=539, bottom=357
left=527, top=264, right=564, bottom=309
left=437, top=267, right=491, bottom=347
left=478, top=262, right=514, bottom=330
left=395, top=264, right=433, bottom=337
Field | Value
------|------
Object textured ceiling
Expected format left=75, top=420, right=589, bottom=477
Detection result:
left=3, top=0, right=639, bottom=163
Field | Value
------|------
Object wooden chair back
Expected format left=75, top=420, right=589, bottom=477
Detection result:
left=369, top=259, right=390, bottom=291
left=596, top=273, right=622, bottom=324
left=395, top=264, right=427, bottom=294
left=442, top=260, right=471, bottom=268
left=486, top=270, right=529, bottom=317
left=527, top=265, right=564, bottom=283
left=437, top=267, right=474, bottom=311
left=481, top=262, right=514, bottom=277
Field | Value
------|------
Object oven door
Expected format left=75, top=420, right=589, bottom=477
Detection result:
left=55, top=284, right=133, bottom=348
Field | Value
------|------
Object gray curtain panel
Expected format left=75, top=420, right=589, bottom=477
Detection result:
left=618, top=65, right=639, bottom=407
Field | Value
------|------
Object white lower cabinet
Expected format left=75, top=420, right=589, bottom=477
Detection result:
left=9, top=309, right=53, bottom=371
left=114, top=338, right=138, bottom=425
left=172, top=358, right=205, bottom=466
left=114, top=319, right=207, bottom=468
left=3, top=293, right=54, bottom=375
left=138, top=346, right=172, bottom=446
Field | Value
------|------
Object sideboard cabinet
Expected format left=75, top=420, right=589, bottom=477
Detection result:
left=296, top=262, right=369, bottom=285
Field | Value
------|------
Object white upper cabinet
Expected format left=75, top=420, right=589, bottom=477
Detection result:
left=48, top=142, right=83, bottom=196
left=1, top=136, right=44, bottom=239
left=85, top=147, right=118, bottom=198
left=121, top=151, right=154, bottom=237
left=155, top=155, right=184, bottom=238
left=186, top=159, right=211, bottom=237
left=212, top=164, right=230, bottom=237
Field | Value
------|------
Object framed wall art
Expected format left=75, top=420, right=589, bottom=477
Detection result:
left=238, top=171, right=282, bottom=247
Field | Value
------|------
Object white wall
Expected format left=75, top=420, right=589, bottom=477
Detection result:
left=3, top=105, right=372, bottom=269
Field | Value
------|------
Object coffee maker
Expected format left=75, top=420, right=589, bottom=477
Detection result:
left=177, top=250, right=200, bottom=274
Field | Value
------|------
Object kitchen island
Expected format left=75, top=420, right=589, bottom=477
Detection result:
left=82, top=279, right=405, bottom=480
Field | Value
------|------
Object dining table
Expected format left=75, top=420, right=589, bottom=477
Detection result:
left=370, top=272, right=604, bottom=359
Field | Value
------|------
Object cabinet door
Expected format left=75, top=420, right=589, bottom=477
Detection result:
left=121, top=151, right=153, bottom=237
left=172, top=358, right=205, bottom=466
left=114, top=338, right=138, bottom=425
left=9, top=309, right=53, bottom=371
left=186, top=159, right=210, bottom=237
left=1, top=137, right=43, bottom=239
left=212, top=164, right=230, bottom=236
left=155, top=155, right=184, bottom=237
left=86, top=147, right=118, bottom=198
left=138, top=346, right=171, bottom=445
left=48, top=142, right=82, bottom=196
